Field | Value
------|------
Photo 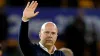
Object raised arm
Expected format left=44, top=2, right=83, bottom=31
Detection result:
left=19, top=1, right=39, bottom=56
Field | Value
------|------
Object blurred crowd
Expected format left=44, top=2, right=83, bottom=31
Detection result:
left=4, top=0, right=100, bottom=8
left=0, top=0, right=100, bottom=56
left=0, top=0, right=100, bottom=8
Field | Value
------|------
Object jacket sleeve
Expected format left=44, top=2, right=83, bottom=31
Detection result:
left=18, top=21, right=34, bottom=56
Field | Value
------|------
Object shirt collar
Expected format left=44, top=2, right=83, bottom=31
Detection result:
left=39, top=42, right=57, bottom=53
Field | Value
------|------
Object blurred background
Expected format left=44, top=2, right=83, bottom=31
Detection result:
left=0, top=0, right=100, bottom=56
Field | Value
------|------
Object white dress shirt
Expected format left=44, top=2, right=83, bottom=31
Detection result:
left=39, top=42, right=57, bottom=54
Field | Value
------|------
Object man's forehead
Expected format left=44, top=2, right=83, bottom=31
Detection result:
left=41, top=22, right=57, bottom=30
left=40, top=22, right=58, bottom=32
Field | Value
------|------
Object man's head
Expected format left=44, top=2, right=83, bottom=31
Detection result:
left=59, top=48, right=73, bottom=56
left=39, top=22, right=58, bottom=47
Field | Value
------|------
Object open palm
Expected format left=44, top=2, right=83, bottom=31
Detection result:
left=23, top=1, right=39, bottom=20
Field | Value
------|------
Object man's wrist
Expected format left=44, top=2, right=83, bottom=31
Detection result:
left=22, top=17, right=29, bottom=22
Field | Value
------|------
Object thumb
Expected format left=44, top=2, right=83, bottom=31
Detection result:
left=33, top=11, right=39, bottom=17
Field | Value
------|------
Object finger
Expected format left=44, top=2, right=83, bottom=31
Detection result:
left=32, top=2, right=38, bottom=11
left=33, top=11, right=39, bottom=17
left=26, top=2, right=30, bottom=9
left=29, top=1, right=34, bottom=8
left=32, top=1, right=37, bottom=9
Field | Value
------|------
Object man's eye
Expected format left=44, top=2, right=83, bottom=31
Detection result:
left=52, top=32, right=56, bottom=35
left=45, top=31, right=49, bottom=34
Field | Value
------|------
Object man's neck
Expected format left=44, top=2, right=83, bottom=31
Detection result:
left=45, top=45, right=54, bottom=54
left=39, top=42, right=56, bottom=54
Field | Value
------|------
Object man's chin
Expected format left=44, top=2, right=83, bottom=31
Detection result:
left=45, top=43, right=53, bottom=46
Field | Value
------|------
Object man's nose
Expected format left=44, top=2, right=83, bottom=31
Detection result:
left=48, top=33, right=52, bottom=37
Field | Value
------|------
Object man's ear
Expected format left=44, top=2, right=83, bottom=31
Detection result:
left=39, top=31, right=42, bottom=40
left=56, top=32, right=58, bottom=37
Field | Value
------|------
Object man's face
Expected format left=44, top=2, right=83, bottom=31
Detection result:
left=39, top=23, right=58, bottom=46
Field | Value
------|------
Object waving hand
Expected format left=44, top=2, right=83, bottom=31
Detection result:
left=22, top=1, right=39, bottom=22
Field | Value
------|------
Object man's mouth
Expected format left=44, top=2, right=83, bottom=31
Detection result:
left=46, top=40, right=53, bottom=42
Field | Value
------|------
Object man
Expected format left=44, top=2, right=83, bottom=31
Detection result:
left=0, top=4, right=8, bottom=56
left=59, top=15, right=85, bottom=56
left=59, top=48, right=73, bottom=56
left=19, top=1, right=65, bottom=56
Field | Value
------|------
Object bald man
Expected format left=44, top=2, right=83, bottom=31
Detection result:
left=19, top=1, right=65, bottom=56
left=59, top=48, right=73, bottom=56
